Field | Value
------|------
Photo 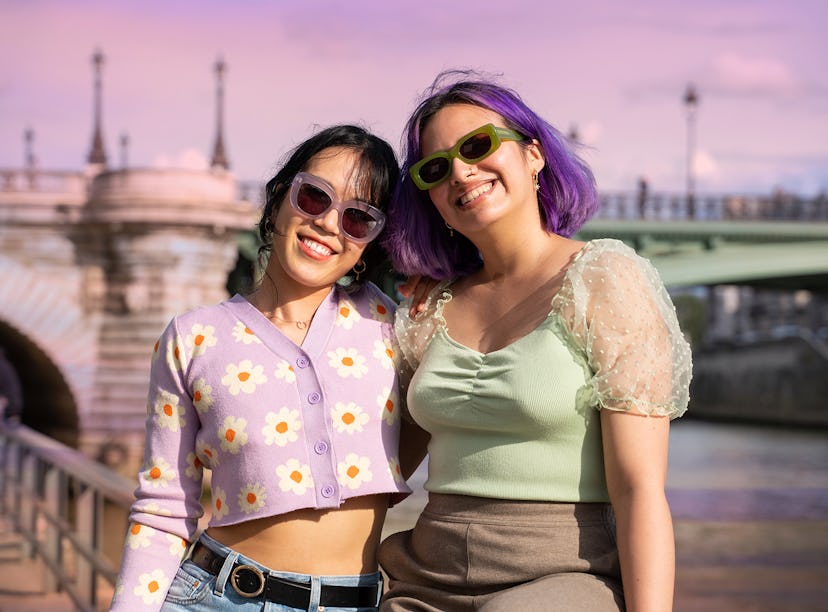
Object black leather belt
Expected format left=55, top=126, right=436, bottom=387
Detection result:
left=189, top=541, right=380, bottom=608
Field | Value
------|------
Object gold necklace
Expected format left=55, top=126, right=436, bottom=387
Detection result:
left=266, top=311, right=309, bottom=330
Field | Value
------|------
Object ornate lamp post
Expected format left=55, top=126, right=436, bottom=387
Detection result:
left=210, top=57, right=229, bottom=169
left=683, top=83, right=699, bottom=219
left=87, top=48, right=108, bottom=167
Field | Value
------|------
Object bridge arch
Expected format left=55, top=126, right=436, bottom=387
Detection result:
left=0, top=254, right=96, bottom=446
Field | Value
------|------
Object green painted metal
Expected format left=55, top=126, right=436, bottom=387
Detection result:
left=575, top=220, right=828, bottom=288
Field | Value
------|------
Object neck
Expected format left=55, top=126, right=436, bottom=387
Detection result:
left=248, top=267, right=335, bottom=329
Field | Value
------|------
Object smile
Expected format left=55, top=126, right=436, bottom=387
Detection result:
left=300, top=237, right=333, bottom=257
left=458, top=182, right=493, bottom=206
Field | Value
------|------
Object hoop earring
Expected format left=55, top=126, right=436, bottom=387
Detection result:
left=352, top=259, right=367, bottom=281
left=445, top=222, right=454, bottom=237
left=265, top=218, right=274, bottom=233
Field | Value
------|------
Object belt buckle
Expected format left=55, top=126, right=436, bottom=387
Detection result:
left=230, top=564, right=265, bottom=598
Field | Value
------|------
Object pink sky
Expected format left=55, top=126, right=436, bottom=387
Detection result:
left=1, top=0, right=826, bottom=195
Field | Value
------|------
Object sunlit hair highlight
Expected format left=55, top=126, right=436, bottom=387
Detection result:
left=382, top=69, right=598, bottom=279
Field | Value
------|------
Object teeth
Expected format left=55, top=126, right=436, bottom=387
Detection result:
left=301, top=237, right=332, bottom=256
left=459, top=182, right=493, bottom=205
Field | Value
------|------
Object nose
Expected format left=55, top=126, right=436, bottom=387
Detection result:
left=313, top=207, right=340, bottom=235
left=449, top=156, right=475, bottom=184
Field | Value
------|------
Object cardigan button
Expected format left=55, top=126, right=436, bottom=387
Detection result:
left=308, top=392, right=321, bottom=404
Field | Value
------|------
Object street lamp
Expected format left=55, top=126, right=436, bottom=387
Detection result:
left=683, top=83, right=699, bottom=219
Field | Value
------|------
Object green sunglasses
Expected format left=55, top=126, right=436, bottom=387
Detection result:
left=409, top=123, right=525, bottom=190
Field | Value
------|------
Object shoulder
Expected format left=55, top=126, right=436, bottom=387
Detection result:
left=567, top=239, right=659, bottom=289
left=338, top=282, right=397, bottom=323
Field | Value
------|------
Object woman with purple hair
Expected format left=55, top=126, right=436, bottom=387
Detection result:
left=379, top=71, right=692, bottom=611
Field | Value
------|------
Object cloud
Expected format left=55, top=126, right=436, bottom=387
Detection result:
left=707, top=53, right=800, bottom=97
left=151, top=148, right=209, bottom=171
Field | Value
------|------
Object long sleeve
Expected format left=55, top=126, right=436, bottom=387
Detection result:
left=110, top=318, right=205, bottom=610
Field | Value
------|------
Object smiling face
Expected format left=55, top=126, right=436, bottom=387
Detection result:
left=267, top=146, right=370, bottom=291
left=419, top=104, right=544, bottom=236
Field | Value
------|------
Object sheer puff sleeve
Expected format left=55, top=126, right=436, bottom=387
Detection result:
left=557, top=239, right=692, bottom=418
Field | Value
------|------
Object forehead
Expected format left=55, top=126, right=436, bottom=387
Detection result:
left=420, top=104, right=505, bottom=155
left=303, top=147, right=365, bottom=198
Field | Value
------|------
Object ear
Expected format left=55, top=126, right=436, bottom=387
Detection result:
left=524, top=139, right=545, bottom=175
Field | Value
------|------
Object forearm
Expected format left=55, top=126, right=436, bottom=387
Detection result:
left=613, top=489, right=675, bottom=612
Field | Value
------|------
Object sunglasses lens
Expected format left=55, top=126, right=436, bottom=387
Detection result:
left=296, top=183, right=331, bottom=215
left=342, top=208, right=379, bottom=240
left=459, top=132, right=494, bottom=161
left=418, top=157, right=450, bottom=186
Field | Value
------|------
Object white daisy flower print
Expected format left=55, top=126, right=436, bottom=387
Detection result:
left=141, top=457, right=175, bottom=488
left=151, top=337, right=162, bottom=364
left=338, top=454, right=372, bottom=490
left=335, top=299, right=361, bottom=329
left=184, top=452, right=204, bottom=480
left=196, top=440, right=220, bottom=468
left=154, top=390, right=185, bottom=432
left=212, top=485, right=229, bottom=520
left=277, top=459, right=314, bottom=495
left=378, top=387, right=400, bottom=426
left=369, top=298, right=393, bottom=322
left=165, top=334, right=187, bottom=372
left=238, top=483, right=266, bottom=514
left=274, top=360, right=297, bottom=384
left=219, top=416, right=249, bottom=454
left=134, top=569, right=169, bottom=605
left=192, top=378, right=214, bottom=413
left=125, top=522, right=154, bottom=549
left=133, top=501, right=172, bottom=517
left=331, top=402, right=369, bottom=434
left=232, top=320, right=262, bottom=344
left=222, top=359, right=267, bottom=395
left=388, top=457, right=405, bottom=484
left=262, top=408, right=302, bottom=446
left=372, top=338, right=399, bottom=370
left=166, top=533, right=189, bottom=558
left=186, top=323, right=218, bottom=356
left=328, top=348, right=368, bottom=379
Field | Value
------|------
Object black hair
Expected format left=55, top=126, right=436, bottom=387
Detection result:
left=257, top=124, right=399, bottom=287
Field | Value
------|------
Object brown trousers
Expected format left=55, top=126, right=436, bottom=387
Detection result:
left=379, top=493, right=625, bottom=611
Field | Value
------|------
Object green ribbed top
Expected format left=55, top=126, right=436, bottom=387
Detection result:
left=396, top=239, right=692, bottom=502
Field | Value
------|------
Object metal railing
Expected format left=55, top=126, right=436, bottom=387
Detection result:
left=0, top=420, right=134, bottom=611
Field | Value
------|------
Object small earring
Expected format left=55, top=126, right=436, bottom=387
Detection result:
left=265, top=219, right=274, bottom=233
left=533, top=172, right=540, bottom=192
left=445, top=222, right=454, bottom=237
left=352, top=259, right=367, bottom=281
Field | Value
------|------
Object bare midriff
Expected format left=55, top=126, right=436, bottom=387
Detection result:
left=206, top=493, right=389, bottom=575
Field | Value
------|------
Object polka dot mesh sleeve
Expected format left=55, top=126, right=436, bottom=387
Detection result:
left=555, top=240, right=692, bottom=418
left=394, top=281, right=453, bottom=393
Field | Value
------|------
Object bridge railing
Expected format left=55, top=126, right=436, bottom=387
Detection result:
left=595, top=191, right=828, bottom=222
left=0, top=420, right=134, bottom=612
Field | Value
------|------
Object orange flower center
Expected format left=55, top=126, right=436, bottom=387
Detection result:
left=225, top=429, right=236, bottom=442
left=275, top=422, right=289, bottom=434
left=246, top=492, right=257, bottom=504
left=130, top=524, right=142, bottom=536
left=385, top=400, right=394, bottom=413
left=163, top=403, right=173, bottom=417
left=194, top=391, right=202, bottom=402
left=148, top=581, right=159, bottom=593
left=194, top=334, right=205, bottom=346
left=238, top=371, right=250, bottom=382
left=347, top=465, right=360, bottom=479
left=342, top=412, right=355, bottom=425
left=339, top=306, right=351, bottom=318
left=149, top=467, right=162, bottom=480
left=377, top=304, right=387, bottom=315
left=341, top=357, right=354, bottom=367
left=290, top=470, right=303, bottom=483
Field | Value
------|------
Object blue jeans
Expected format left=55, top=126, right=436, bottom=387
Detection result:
left=161, top=533, right=382, bottom=611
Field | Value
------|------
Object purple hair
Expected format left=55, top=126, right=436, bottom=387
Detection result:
left=382, top=70, right=598, bottom=279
